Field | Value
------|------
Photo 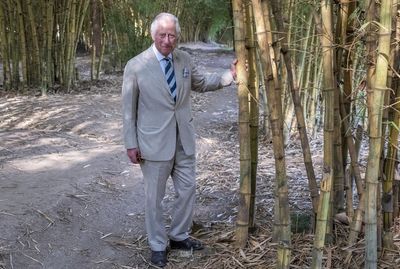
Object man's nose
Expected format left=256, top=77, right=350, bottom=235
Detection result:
left=164, top=38, right=172, bottom=45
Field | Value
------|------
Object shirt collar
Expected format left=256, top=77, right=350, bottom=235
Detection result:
left=152, top=44, right=173, bottom=62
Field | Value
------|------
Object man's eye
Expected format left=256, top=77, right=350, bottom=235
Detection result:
left=158, top=33, right=176, bottom=40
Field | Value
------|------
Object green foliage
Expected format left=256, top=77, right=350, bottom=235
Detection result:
left=103, top=1, right=153, bottom=65
left=179, top=0, right=232, bottom=42
left=0, top=0, right=231, bottom=88
left=103, top=0, right=233, bottom=65
left=208, top=8, right=232, bottom=42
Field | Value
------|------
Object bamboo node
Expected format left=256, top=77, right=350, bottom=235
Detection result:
left=371, top=85, right=390, bottom=91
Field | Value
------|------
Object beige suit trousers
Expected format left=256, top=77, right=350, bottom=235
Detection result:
left=140, top=134, right=196, bottom=251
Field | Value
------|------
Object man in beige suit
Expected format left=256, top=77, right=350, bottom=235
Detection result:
left=122, top=12, right=235, bottom=267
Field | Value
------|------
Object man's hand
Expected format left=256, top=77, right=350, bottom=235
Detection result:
left=127, top=148, right=142, bottom=164
left=221, top=59, right=246, bottom=87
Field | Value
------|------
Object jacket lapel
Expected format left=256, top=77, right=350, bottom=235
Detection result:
left=173, top=50, right=183, bottom=104
left=143, top=48, right=173, bottom=99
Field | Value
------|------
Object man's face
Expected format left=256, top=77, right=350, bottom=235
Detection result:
left=153, top=19, right=177, bottom=56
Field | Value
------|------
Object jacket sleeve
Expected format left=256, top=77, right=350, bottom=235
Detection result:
left=190, top=57, right=233, bottom=92
left=122, top=60, right=139, bottom=149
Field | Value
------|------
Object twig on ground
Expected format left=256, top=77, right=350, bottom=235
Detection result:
left=93, top=258, right=110, bottom=264
left=0, top=211, right=15, bottom=217
left=10, top=252, right=14, bottom=269
left=66, top=193, right=90, bottom=202
left=33, top=209, right=54, bottom=231
left=100, top=233, right=113, bottom=239
left=19, top=252, right=43, bottom=266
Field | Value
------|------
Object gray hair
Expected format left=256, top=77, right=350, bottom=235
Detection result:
left=150, top=13, right=181, bottom=39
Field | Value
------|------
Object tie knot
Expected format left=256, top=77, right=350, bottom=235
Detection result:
left=164, top=57, right=170, bottom=62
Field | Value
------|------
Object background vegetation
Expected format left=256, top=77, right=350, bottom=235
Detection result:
left=0, top=0, right=233, bottom=93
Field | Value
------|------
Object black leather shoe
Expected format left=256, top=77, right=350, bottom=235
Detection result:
left=170, top=238, right=204, bottom=251
left=150, top=250, right=167, bottom=267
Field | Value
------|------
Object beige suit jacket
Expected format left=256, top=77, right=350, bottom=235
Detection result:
left=122, top=46, right=226, bottom=161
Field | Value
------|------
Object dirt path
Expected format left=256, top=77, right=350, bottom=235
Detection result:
left=0, top=43, right=319, bottom=269
left=0, top=44, right=235, bottom=268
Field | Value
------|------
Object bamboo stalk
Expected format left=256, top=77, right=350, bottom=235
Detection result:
left=65, top=0, right=77, bottom=91
left=269, top=0, right=320, bottom=216
left=310, top=48, right=323, bottom=137
left=96, top=35, right=105, bottom=80
left=9, top=0, right=20, bottom=88
left=26, top=0, right=41, bottom=86
left=245, top=1, right=259, bottom=231
left=232, top=0, right=252, bottom=248
left=392, top=0, right=400, bottom=220
left=16, top=0, right=27, bottom=89
left=46, top=0, right=54, bottom=92
left=0, top=1, right=11, bottom=90
left=340, top=0, right=356, bottom=174
left=253, top=1, right=291, bottom=267
left=90, top=0, right=98, bottom=81
left=341, top=97, right=366, bottom=245
left=258, top=0, right=275, bottom=142
left=91, top=44, right=96, bottom=80
left=344, top=167, right=354, bottom=219
left=257, top=48, right=271, bottom=140
left=331, top=0, right=350, bottom=218
left=311, top=1, right=336, bottom=267
left=58, top=0, right=71, bottom=85
left=332, top=122, right=345, bottom=214
left=297, top=15, right=314, bottom=95
left=382, top=0, right=399, bottom=249
left=260, top=0, right=282, bottom=242
left=340, top=103, right=364, bottom=198
left=365, top=0, right=392, bottom=267
left=346, top=0, right=377, bottom=250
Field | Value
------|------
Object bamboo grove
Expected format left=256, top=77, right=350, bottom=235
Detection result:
left=0, top=0, right=90, bottom=93
left=232, top=0, right=400, bottom=268
left=0, top=0, right=232, bottom=93
left=1, top=0, right=400, bottom=267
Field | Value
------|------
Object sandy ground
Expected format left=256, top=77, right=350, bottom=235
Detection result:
left=0, top=42, right=321, bottom=269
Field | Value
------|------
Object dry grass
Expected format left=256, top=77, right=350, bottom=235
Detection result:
left=102, top=217, right=400, bottom=268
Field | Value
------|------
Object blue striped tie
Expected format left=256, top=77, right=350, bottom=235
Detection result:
left=164, top=58, right=177, bottom=102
